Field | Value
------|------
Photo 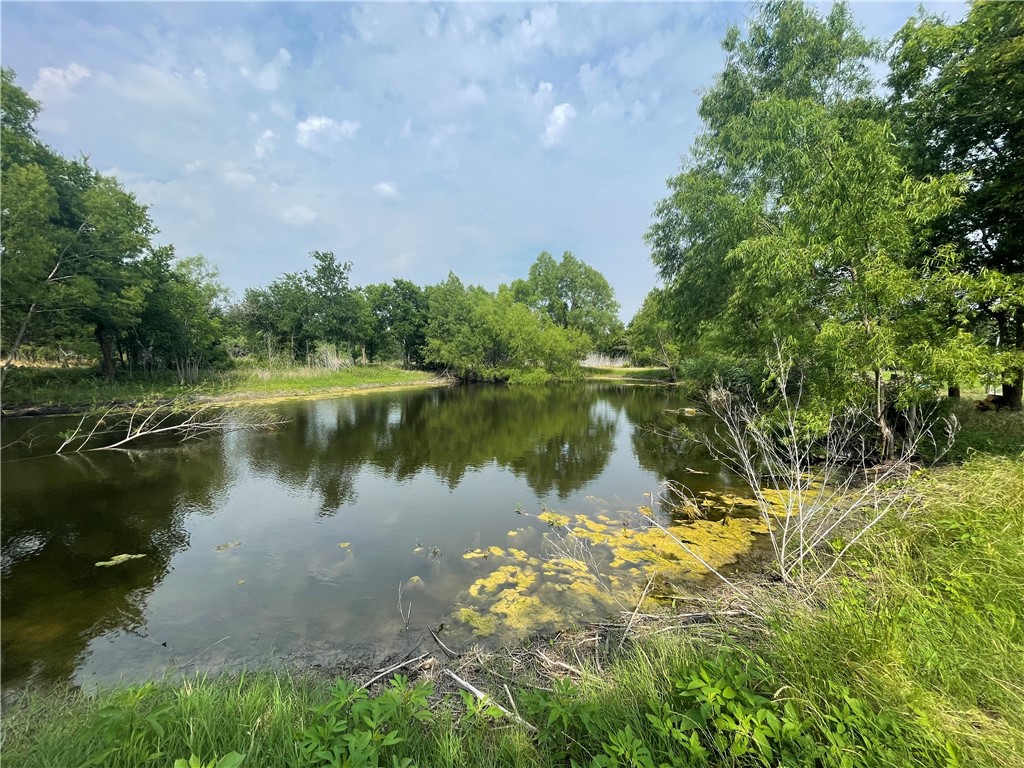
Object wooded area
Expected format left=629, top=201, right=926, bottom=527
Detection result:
left=636, top=1, right=1023, bottom=417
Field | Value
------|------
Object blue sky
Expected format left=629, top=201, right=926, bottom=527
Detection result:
left=2, top=2, right=966, bottom=319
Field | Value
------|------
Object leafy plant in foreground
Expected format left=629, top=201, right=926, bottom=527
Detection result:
left=295, top=676, right=432, bottom=768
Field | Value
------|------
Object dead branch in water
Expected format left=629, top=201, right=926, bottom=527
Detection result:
left=54, top=399, right=288, bottom=454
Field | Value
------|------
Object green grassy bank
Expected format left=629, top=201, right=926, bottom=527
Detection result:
left=581, top=366, right=675, bottom=383
left=1, top=364, right=443, bottom=413
left=3, top=414, right=1022, bottom=768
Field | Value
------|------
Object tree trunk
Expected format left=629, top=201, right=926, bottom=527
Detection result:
left=95, top=326, right=117, bottom=383
left=947, top=385, right=960, bottom=399
left=1003, top=369, right=1023, bottom=411
left=875, top=368, right=894, bottom=461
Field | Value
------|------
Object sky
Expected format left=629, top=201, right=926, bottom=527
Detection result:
left=2, top=1, right=967, bottom=320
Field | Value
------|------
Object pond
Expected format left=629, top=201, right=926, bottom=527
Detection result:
left=1, top=383, right=764, bottom=690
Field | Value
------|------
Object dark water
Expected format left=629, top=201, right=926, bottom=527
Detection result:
left=1, top=383, right=744, bottom=690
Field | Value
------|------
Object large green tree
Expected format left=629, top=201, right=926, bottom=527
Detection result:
left=2, top=69, right=159, bottom=382
left=422, top=273, right=588, bottom=382
left=363, top=279, right=428, bottom=365
left=647, top=2, right=981, bottom=453
left=889, top=0, right=1024, bottom=407
left=137, top=253, right=227, bottom=383
left=511, top=250, right=622, bottom=352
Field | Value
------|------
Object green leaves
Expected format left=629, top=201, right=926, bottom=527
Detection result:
left=647, top=2, right=989, bottom=424
left=172, top=753, right=245, bottom=768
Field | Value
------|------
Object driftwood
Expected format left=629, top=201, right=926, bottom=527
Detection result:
left=359, top=652, right=432, bottom=691
left=443, top=669, right=536, bottom=731
left=54, top=399, right=287, bottom=454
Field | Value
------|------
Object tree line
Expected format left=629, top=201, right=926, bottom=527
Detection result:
left=4, top=0, right=1020, bottom=406
left=629, top=0, right=1022, bottom=419
left=232, top=248, right=623, bottom=382
left=1, top=67, right=623, bottom=385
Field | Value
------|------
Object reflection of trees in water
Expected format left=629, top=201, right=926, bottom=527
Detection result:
left=241, top=399, right=389, bottom=514
left=617, top=386, right=738, bottom=495
left=372, top=386, right=618, bottom=500
left=242, top=385, right=623, bottom=511
left=0, top=440, right=231, bottom=687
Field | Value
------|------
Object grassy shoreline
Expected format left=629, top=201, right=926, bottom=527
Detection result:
left=0, top=363, right=676, bottom=417
left=0, top=364, right=447, bottom=416
left=3, top=411, right=1021, bottom=768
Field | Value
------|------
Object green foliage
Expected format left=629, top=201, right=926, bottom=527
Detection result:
left=0, top=69, right=224, bottom=385
left=625, top=288, right=680, bottom=369
left=296, top=676, right=432, bottom=768
left=422, top=274, right=589, bottom=382
left=173, top=754, right=245, bottom=768
left=889, top=0, right=1024, bottom=405
left=511, top=251, right=623, bottom=353
left=646, top=1, right=990, bottom=440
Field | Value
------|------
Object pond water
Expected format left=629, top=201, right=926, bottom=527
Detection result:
left=1, top=383, right=762, bottom=690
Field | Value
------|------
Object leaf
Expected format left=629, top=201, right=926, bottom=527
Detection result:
left=95, top=553, right=146, bottom=567
left=214, top=753, right=246, bottom=768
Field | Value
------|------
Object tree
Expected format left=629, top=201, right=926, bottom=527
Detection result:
left=422, top=274, right=588, bottom=382
left=1, top=70, right=160, bottom=382
left=646, top=2, right=879, bottom=353
left=626, top=288, right=680, bottom=369
left=303, top=250, right=363, bottom=357
left=240, top=272, right=313, bottom=362
left=889, top=1, right=1024, bottom=407
left=137, top=253, right=227, bottom=383
left=511, top=250, right=622, bottom=351
left=646, top=2, right=981, bottom=455
left=364, top=279, right=428, bottom=365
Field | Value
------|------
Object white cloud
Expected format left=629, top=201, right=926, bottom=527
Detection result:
left=184, top=160, right=203, bottom=173
left=458, top=82, right=487, bottom=106
left=254, top=129, right=276, bottom=158
left=534, top=81, right=554, bottom=109
left=542, top=103, right=576, bottom=147
left=280, top=205, right=318, bottom=225
left=29, top=63, right=91, bottom=103
left=373, top=182, right=401, bottom=200
left=390, top=251, right=417, bottom=273
left=513, top=6, right=559, bottom=54
left=222, top=170, right=256, bottom=187
left=429, top=123, right=460, bottom=148
left=400, top=118, right=413, bottom=139
left=613, top=33, right=667, bottom=80
left=296, top=115, right=360, bottom=149
left=253, top=48, right=291, bottom=91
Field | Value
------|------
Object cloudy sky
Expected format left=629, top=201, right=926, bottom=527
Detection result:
left=2, top=2, right=965, bottom=319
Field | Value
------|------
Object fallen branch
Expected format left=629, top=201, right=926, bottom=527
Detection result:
left=618, top=574, right=656, bottom=652
left=359, top=652, right=431, bottom=690
left=443, top=669, right=536, bottom=732
left=54, top=399, right=288, bottom=454
left=427, top=625, right=457, bottom=659
left=535, top=650, right=597, bottom=680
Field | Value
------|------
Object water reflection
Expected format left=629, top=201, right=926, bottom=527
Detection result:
left=243, top=386, right=620, bottom=513
left=1, top=384, right=741, bottom=690
left=1, top=440, right=231, bottom=686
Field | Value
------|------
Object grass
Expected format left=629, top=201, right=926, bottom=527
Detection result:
left=2, top=414, right=1022, bottom=767
left=581, top=366, right=676, bottom=383
left=0, top=363, right=441, bottom=411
